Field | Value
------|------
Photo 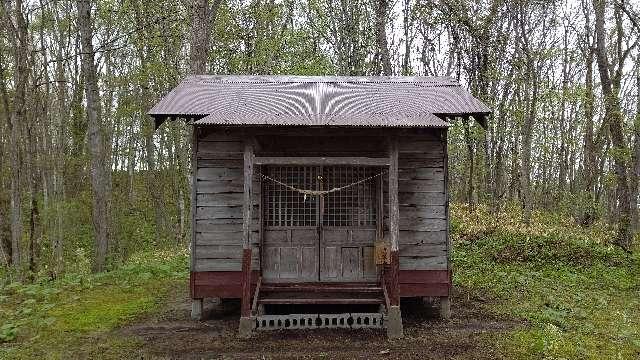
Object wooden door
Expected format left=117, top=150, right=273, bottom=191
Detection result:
left=262, top=166, right=320, bottom=283
left=319, top=166, right=378, bottom=282
left=261, top=166, right=379, bottom=283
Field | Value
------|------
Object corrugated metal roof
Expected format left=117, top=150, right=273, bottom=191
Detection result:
left=149, top=75, right=491, bottom=128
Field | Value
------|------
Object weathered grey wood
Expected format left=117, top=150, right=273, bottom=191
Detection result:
left=398, top=140, right=443, bottom=153
left=399, top=256, right=447, bottom=270
left=196, top=231, right=259, bottom=246
left=196, top=181, right=244, bottom=194
left=194, top=258, right=259, bottom=272
left=196, top=206, right=244, bottom=220
left=197, top=159, right=242, bottom=168
left=399, top=243, right=447, bottom=257
left=396, top=192, right=446, bottom=206
left=399, top=230, right=447, bottom=245
left=254, top=156, right=389, bottom=166
left=196, top=245, right=259, bottom=259
left=191, top=126, right=198, bottom=272
left=198, top=140, right=244, bottom=153
left=196, top=167, right=242, bottom=181
left=399, top=206, right=446, bottom=220
left=397, top=180, right=445, bottom=193
left=389, top=138, right=399, bottom=252
left=398, top=168, right=445, bottom=181
left=399, top=218, right=447, bottom=231
left=243, top=141, right=254, bottom=251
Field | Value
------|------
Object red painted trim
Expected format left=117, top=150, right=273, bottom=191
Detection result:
left=240, top=248, right=252, bottom=317
left=388, top=251, right=400, bottom=305
left=400, top=283, right=449, bottom=297
left=399, top=270, right=451, bottom=284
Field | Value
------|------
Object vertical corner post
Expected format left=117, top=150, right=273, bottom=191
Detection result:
left=387, top=136, right=403, bottom=339
left=240, top=140, right=254, bottom=320
left=190, top=125, right=198, bottom=299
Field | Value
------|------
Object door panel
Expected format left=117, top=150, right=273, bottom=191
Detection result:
left=262, top=228, right=319, bottom=282
left=261, top=165, right=379, bottom=283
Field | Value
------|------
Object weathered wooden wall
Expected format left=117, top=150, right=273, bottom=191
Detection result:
left=192, top=127, right=448, bottom=286
left=194, top=128, right=260, bottom=272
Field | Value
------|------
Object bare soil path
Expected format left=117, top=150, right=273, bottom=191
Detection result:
left=118, top=287, right=523, bottom=359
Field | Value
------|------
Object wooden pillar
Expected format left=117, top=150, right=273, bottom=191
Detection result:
left=387, top=137, right=403, bottom=339
left=239, top=140, right=254, bottom=337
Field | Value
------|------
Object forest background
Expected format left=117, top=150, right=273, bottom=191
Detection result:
left=1, top=0, right=639, bottom=278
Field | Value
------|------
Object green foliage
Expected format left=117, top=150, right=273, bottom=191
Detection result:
left=0, top=248, right=187, bottom=358
left=452, top=204, right=640, bottom=359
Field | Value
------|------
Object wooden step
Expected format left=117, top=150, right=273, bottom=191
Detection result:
left=257, top=291, right=384, bottom=305
left=260, top=284, right=382, bottom=293
left=261, top=283, right=383, bottom=293
left=258, top=297, right=384, bottom=305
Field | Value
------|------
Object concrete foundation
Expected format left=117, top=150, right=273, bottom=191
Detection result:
left=191, top=298, right=203, bottom=320
left=386, top=305, right=404, bottom=339
left=440, top=296, right=451, bottom=319
left=238, top=316, right=255, bottom=338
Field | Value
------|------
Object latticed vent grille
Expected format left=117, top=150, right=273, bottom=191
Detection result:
left=263, top=165, right=378, bottom=228
left=264, top=166, right=318, bottom=227
left=323, top=166, right=377, bottom=227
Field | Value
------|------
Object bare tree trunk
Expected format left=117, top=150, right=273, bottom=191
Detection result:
left=630, top=60, right=640, bottom=231
left=189, top=0, right=222, bottom=74
left=78, top=0, right=111, bottom=271
left=2, top=0, right=29, bottom=271
left=593, top=0, right=632, bottom=251
left=374, top=0, right=392, bottom=75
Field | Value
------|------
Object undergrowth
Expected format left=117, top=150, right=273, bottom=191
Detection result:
left=0, top=248, right=188, bottom=359
left=451, top=203, right=640, bottom=359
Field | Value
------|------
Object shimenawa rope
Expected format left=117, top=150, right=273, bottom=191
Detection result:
left=259, top=170, right=388, bottom=197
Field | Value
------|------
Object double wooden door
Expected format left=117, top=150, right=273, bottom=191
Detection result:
left=261, top=166, right=379, bottom=283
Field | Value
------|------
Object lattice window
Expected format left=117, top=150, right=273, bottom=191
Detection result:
left=263, top=166, right=318, bottom=227
left=262, top=166, right=378, bottom=228
left=322, top=166, right=377, bottom=227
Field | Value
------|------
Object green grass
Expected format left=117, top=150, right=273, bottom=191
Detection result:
left=0, top=248, right=188, bottom=359
left=452, top=204, right=640, bottom=359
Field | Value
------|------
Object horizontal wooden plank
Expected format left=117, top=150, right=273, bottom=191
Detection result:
left=197, top=180, right=244, bottom=193
left=399, top=230, right=447, bottom=245
left=195, top=245, right=259, bottom=259
left=197, top=159, right=242, bottom=168
left=198, top=130, right=245, bottom=142
left=196, top=206, right=243, bottom=220
left=398, top=140, right=443, bottom=153
left=399, top=256, right=447, bottom=270
left=398, top=158, right=444, bottom=169
left=398, top=168, right=444, bottom=181
left=399, top=206, right=446, bottom=220
left=397, top=180, right=445, bottom=193
left=194, top=258, right=259, bottom=272
left=195, top=231, right=259, bottom=246
left=399, top=218, right=447, bottom=231
left=399, top=243, right=447, bottom=257
left=198, top=140, right=244, bottom=153
left=196, top=220, right=259, bottom=232
left=196, top=168, right=242, bottom=181
left=197, top=152, right=243, bottom=160
left=254, top=156, right=389, bottom=166
left=196, top=193, right=259, bottom=206
left=397, top=192, right=446, bottom=206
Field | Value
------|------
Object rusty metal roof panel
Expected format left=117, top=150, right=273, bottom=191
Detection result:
left=149, top=75, right=490, bottom=127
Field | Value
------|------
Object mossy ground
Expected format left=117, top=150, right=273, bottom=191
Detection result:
left=1, top=207, right=639, bottom=359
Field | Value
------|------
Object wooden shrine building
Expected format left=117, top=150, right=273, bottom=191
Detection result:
left=149, top=75, right=490, bottom=338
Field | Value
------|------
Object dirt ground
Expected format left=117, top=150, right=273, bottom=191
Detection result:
left=118, top=287, right=523, bottom=359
